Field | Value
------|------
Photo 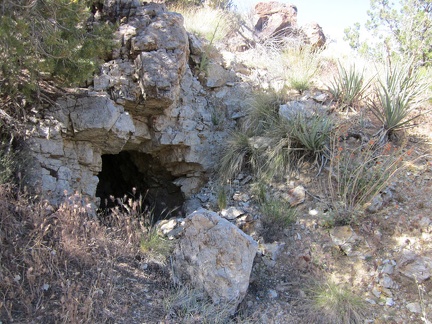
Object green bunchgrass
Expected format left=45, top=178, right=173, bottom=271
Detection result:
left=309, top=281, right=367, bottom=324
left=287, top=113, right=333, bottom=160
left=325, top=133, right=406, bottom=225
left=217, top=185, right=228, bottom=210
left=260, top=198, right=297, bottom=228
left=218, top=130, right=263, bottom=182
left=328, top=62, right=372, bottom=110
left=242, top=91, right=283, bottom=135
left=284, top=46, right=320, bottom=94
left=369, top=60, right=430, bottom=141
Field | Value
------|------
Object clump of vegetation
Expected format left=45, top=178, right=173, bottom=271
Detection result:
left=324, top=134, right=406, bottom=226
left=218, top=130, right=262, bottom=182
left=242, top=91, right=284, bottom=135
left=369, top=60, right=430, bottom=142
left=328, top=62, right=372, bottom=110
left=284, top=46, right=321, bottom=94
left=170, top=4, right=236, bottom=43
left=163, top=285, right=234, bottom=323
left=285, top=112, right=333, bottom=168
left=308, top=281, right=367, bottom=324
left=0, top=189, right=144, bottom=322
left=261, top=197, right=297, bottom=228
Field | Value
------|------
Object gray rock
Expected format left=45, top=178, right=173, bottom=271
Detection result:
left=220, top=207, right=245, bottom=220
left=206, top=63, right=230, bottom=88
left=329, top=226, right=361, bottom=257
left=406, top=302, right=422, bottom=313
left=398, top=252, right=432, bottom=283
left=173, top=209, right=258, bottom=314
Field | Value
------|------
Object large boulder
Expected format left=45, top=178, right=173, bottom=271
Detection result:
left=254, top=1, right=298, bottom=39
left=301, top=22, right=326, bottom=50
left=173, top=209, right=258, bottom=314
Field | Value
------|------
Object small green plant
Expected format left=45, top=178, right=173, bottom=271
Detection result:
left=369, top=61, right=430, bottom=142
left=217, top=185, right=228, bottom=210
left=0, top=140, right=16, bottom=185
left=328, top=62, right=372, bottom=110
left=261, top=198, right=297, bottom=228
left=140, top=229, right=174, bottom=260
left=309, top=281, right=367, bottom=324
left=288, top=78, right=310, bottom=94
left=284, top=46, right=320, bottom=94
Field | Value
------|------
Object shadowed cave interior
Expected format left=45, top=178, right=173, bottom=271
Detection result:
left=95, top=151, right=184, bottom=221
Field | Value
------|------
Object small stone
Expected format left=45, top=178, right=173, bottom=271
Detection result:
left=366, top=194, right=383, bottom=213
left=240, top=175, right=253, bottom=185
left=286, top=185, right=306, bottom=207
left=406, top=302, right=422, bottom=313
left=380, top=274, right=397, bottom=289
left=382, top=263, right=394, bottom=275
left=267, top=289, right=278, bottom=299
left=366, top=298, right=376, bottom=305
left=313, top=93, right=327, bottom=102
left=196, top=193, right=209, bottom=203
left=386, top=298, right=395, bottom=306
left=372, top=287, right=381, bottom=298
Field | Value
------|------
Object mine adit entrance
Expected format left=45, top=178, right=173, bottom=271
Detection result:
left=95, top=151, right=184, bottom=222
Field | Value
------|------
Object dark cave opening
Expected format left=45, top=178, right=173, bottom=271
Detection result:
left=95, top=151, right=184, bottom=221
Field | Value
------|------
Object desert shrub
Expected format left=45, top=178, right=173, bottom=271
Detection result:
left=324, top=134, right=406, bottom=226
left=260, top=197, right=297, bottom=228
left=369, top=60, right=430, bottom=142
left=171, top=5, right=236, bottom=43
left=285, top=112, right=333, bottom=168
left=328, top=62, right=372, bottom=110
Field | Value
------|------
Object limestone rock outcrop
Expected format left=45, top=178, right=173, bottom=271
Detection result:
left=26, top=1, right=250, bottom=208
left=254, top=1, right=298, bottom=39
left=172, top=209, right=258, bottom=314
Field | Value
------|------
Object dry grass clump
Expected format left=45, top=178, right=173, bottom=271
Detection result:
left=308, top=281, right=368, bottom=324
left=324, top=132, right=407, bottom=226
left=163, top=285, right=234, bottom=323
left=0, top=186, right=143, bottom=323
left=170, top=5, right=237, bottom=43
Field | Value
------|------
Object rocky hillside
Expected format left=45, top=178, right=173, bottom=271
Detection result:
left=1, top=1, right=432, bottom=323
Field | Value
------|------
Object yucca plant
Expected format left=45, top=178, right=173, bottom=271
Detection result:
left=328, top=62, right=372, bottom=110
left=284, top=112, right=333, bottom=171
left=369, top=61, right=430, bottom=142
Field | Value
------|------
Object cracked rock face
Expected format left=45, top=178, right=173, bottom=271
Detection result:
left=26, top=1, right=249, bottom=207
